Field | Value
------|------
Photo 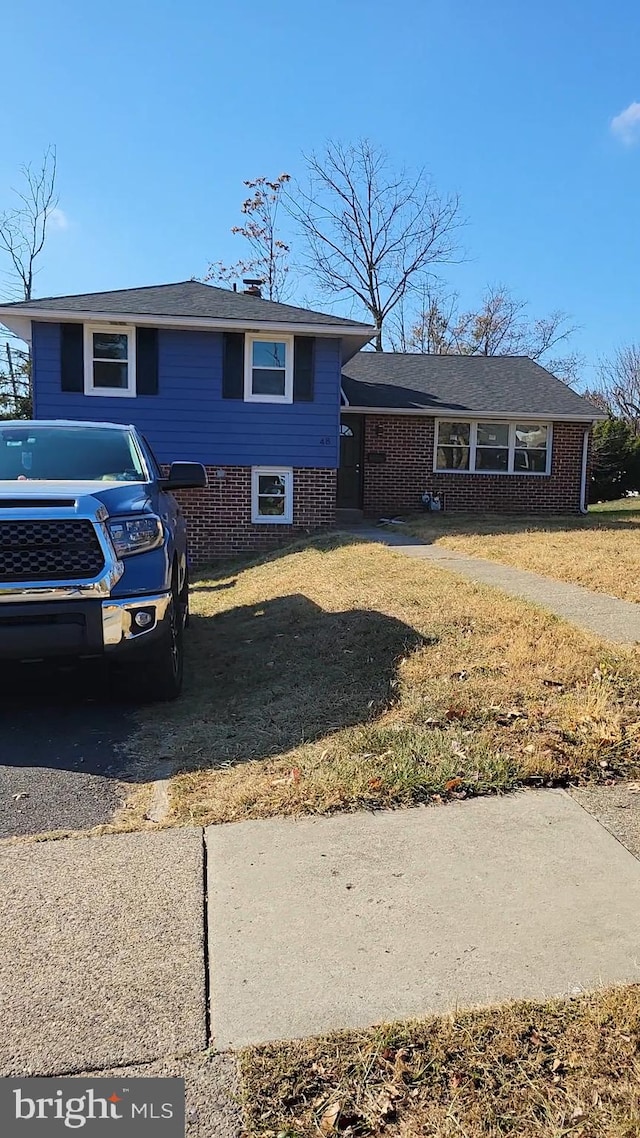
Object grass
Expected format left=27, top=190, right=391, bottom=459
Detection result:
left=116, top=534, right=640, bottom=829
left=402, top=500, right=640, bottom=604
left=240, top=985, right=640, bottom=1137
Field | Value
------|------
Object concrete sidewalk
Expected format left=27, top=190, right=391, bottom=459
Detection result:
left=0, top=828, right=207, bottom=1076
left=3, top=789, right=640, bottom=1128
left=348, top=526, right=640, bottom=644
left=0, top=827, right=243, bottom=1137
left=207, top=791, right=640, bottom=1048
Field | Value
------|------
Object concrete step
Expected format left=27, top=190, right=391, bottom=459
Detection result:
left=336, top=508, right=364, bottom=524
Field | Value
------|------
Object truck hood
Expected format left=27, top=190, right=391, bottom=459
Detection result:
left=0, top=480, right=155, bottom=517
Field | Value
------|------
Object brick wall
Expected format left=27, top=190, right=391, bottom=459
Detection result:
left=362, top=416, right=590, bottom=516
left=173, top=466, right=336, bottom=564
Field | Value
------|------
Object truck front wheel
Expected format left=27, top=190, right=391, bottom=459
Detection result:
left=145, top=590, right=184, bottom=700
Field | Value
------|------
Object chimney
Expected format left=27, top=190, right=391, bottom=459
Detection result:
left=243, top=277, right=264, bottom=298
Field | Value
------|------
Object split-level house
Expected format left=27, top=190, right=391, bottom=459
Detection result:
left=0, top=281, right=602, bottom=561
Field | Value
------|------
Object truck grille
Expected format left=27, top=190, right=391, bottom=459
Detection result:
left=0, top=520, right=105, bottom=582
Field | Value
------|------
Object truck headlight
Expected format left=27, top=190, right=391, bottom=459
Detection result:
left=108, top=516, right=164, bottom=557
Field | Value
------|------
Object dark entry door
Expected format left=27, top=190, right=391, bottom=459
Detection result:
left=337, top=415, right=364, bottom=508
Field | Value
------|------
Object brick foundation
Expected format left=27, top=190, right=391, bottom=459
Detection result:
left=173, top=466, right=336, bottom=564
left=361, top=416, right=590, bottom=516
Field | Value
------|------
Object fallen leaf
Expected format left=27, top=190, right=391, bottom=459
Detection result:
left=319, top=1101, right=342, bottom=1134
left=368, top=776, right=383, bottom=792
left=393, top=1048, right=411, bottom=1083
left=289, top=767, right=301, bottom=784
left=374, top=1093, right=397, bottom=1121
left=445, top=778, right=464, bottom=793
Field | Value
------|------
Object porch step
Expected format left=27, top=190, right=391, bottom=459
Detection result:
left=336, top=508, right=364, bottom=524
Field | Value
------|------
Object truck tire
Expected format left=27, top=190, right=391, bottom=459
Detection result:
left=144, top=589, right=184, bottom=701
left=112, top=584, right=184, bottom=703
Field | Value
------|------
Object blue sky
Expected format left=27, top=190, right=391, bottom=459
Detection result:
left=2, top=0, right=639, bottom=384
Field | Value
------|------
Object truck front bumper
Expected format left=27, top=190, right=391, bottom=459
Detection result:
left=0, top=593, right=172, bottom=661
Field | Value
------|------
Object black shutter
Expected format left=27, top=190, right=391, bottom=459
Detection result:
left=293, top=336, right=315, bottom=402
left=60, top=323, right=84, bottom=392
left=222, top=332, right=244, bottom=398
left=136, top=327, right=159, bottom=395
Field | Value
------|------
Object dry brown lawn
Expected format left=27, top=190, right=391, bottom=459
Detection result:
left=117, top=535, right=640, bottom=829
left=240, top=985, right=640, bottom=1137
left=404, top=501, right=640, bottom=603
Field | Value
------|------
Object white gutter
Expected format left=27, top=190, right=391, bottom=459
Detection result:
left=579, top=426, right=591, bottom=513
left=343, top=406, right=607, bottom=424
left=0, top=309, right=377, bottom=343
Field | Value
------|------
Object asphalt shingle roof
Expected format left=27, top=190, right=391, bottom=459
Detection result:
left=0, top=280, right=374, bottom=330
left=341, top=353, right=601, bottom=419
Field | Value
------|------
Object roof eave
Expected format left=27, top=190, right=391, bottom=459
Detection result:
left=344, top=405, right=606, bottom=422
left=0, top=307, right=376, bottom=343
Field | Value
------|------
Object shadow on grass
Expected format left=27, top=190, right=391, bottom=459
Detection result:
left=176, top=591, right=427, bottom=768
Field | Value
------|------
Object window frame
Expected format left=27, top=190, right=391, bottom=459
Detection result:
left=244, top=334, right=294, bottom=404
left=434, top=419, right=552, bottom=476
left=84, top=324, right=136, bottom=398
left=251, top=466, right=294, bottom=524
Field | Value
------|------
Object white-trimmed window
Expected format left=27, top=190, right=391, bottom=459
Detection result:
left=84, top=325, right=136, bottom=397
left=435, top=421, right=551, bottom=475
left=244, top=335, right=293, bottom=403
left=251, top=467, right=293, bottom=524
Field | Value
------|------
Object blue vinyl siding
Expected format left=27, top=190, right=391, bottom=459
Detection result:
left=32, top=322, right=341, bottom=469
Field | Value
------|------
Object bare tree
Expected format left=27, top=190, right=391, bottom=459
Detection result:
left=389, top=282, right=462, bottom=353
left=0, top=147, right=58, bottom=417
left=205, top=174, right=292, bottom=301
left=581, top=386, right=614, bottom=418
left=595, top=344, right=640, bottom=433
left=397, top=283, right=581, bottom=384
left=0, top=146, right=58, bottom=302
left=288, top=140, right=461, bottom=350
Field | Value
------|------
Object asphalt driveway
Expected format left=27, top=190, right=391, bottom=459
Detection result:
left=0, top=662, right=138, bottom=838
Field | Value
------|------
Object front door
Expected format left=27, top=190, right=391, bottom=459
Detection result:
left=337, top=415, right=364, bottom=508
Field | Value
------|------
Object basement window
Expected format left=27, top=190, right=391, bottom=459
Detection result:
left=251, top=467, right=293, bottom=523
left=435, top=421, right=551, bottom=475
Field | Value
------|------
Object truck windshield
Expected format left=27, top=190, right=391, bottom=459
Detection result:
left=0, top=425, right=147, bottom=482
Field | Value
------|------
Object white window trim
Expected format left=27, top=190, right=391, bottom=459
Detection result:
left=434, top=420, right=553, bottom=476
left=251, top=466, right=294, bottom=524
left=84, top=324, right=136, bottom=397
left=244, top=334, right=293, bottom=404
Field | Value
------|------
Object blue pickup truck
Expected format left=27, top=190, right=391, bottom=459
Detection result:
left=0, top=420, right=206, bottom=699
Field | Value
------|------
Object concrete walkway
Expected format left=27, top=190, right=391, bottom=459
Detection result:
left=3, top=790, right=640, bottom=1126
left=207, top=790, right=640, bottom=1047
left=3, top=793, right=640, bottom=1065
left=349, top=526, right=640, bottom=644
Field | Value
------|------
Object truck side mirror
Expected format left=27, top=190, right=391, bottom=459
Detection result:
left=161, top=462, right=208, bottom=490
